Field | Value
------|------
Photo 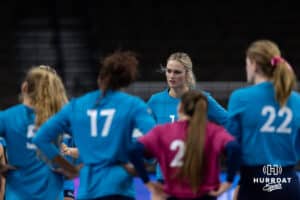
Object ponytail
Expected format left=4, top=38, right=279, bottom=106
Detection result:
left=186, top=69, right=196, bottom=89
left=24, top=66, right=68, bottom=127
left=271, top=57, right=296, bottom=107
left=179, top=91, right=207, bottom=193
left=246, top=40, right=297, bottom=107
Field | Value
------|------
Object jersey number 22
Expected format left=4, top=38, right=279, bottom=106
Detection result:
left=260, top=106, right=292, bottom=134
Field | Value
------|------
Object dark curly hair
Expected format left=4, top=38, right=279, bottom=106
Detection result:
left=98, top=51, right=138, bottom=96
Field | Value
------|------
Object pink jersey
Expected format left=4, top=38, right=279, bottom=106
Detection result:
left=138, top=120, right=234, bottom=198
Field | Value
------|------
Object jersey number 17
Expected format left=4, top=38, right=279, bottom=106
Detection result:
left=87, top=109, right=116, bottom=137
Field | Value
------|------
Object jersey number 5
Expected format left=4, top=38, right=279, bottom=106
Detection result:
left=87, top=109, right=116, bottom=137
left=26, top=125, right=37, bottom=150
left=260, top=106, right=292, bottom=134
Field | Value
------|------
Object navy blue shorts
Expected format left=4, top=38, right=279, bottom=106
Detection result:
left=64, top=190, right=75, bottom=199
left=238, top=165, right=300, bottom=200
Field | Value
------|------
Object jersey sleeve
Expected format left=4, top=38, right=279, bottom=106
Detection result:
left=132, top=99, right=156, bottom=136
left=204, top=92, right=228, bottom=127
left=224, top=140, right=241, bottom=182
left=128, top=142, right=150, bottom=183
left=32, top=101, right=73, bottom=159
left=226, top=90, right=245, bottom=141
left=138, top=126, right=161, bottom=158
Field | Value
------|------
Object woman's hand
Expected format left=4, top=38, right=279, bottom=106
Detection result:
left=146, top=181, right=167, bottom=200
left=61, top=143, right=79, bottom=158
left=0, top=163, right=16, bottom=176
left=208, top=181, right=232, bottom=197
left=122, top=163, right=138, bottom=176
left=52, top=156, right=83, bottom=179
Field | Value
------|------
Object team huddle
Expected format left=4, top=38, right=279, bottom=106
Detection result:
left=0, top=39, right=299, bottom=200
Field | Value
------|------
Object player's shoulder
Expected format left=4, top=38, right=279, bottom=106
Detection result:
left=206, top=121, right=229, bottom=138
left=75, top=90, right=100, bottom=102
left=188, top=89, right=219, bottom=103
left=69, top=90, right=100, bottom=107
left=232, top=84, right=253, bottom=96
left=148, top=89, right=169, bottom=101
left=118, top=91, right=146, bottom=104
left=111, top=92, right=149, bottom=113
left=151, top=122, right=171, bottom=132
left=206, top=121, right=225, bottom=132
left=290, top=91, right=300, bottom=100
left=157, top=121, right=187, bottom=134
left=2, top=104, right=27, bottom=115
left=288, top=91, right=300, bottom=107
left=229, top=84, right=258, bottom=104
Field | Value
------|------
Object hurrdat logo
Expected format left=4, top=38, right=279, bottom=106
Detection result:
left=252, top=165, right=292, bottom=192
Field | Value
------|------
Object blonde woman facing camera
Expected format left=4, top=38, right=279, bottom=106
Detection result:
left=148, top=52, right=228, bottom=182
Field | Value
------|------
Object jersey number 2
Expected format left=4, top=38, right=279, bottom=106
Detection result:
left=170, top=140, right=185, bottom=167
left=87, top=109, right=116, bottom=137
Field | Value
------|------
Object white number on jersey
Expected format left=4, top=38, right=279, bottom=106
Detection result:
left=260, top=106, right=292, bottom=134
left=87, top=109, right=116, bottom=137
left=26, top=125, right=37, bottom=150
left=170, top=140, right=185, bottom=167
left=87, top=110, right=98, bottom=137
left=169, top=115, right=175, bottom=123
left=132, top=128, right=143, bottom=138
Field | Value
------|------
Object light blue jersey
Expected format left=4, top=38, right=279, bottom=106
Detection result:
left=148, top=89, right=228, bottom=125
left=0, top=105, right=63, bottom=200
left=148, top=89, right=228, bottom=180
left=33, top=90, right=155, bottom=200
left=227, top=82, right=300, bottom=166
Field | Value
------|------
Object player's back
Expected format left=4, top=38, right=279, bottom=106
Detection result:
left=228, top=82, right=300, bottom=166
left=141, top=120, right=233, bottom=198
left=70, top=90, right=149, bottom=164
left=69, top=90, right=154, bottom=199
left=0, top=104, right=63, bottom=200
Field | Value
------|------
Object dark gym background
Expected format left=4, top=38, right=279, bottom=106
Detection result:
left=0, top=0, right=299, bottom=109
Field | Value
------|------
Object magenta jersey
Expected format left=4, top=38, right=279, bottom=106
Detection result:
left=138, top=120, right=234, bottom=198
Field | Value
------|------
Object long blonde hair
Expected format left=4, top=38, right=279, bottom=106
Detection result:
left=167, top=52, right=196, bottom=89
left=22, top=65, right=68, bottom=127
left=178, top=90, right=207, bottom=193
left=246, top=40, right=296, bottom=107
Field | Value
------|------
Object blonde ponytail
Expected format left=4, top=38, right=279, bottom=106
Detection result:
left=24, top=66, right=68, bottom=127
left=246, top=40, right=296, bottom=107
left=273, top=61, right=296, bottom=107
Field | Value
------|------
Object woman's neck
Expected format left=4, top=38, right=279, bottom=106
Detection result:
left=23, top=96, right=34, bottom=108
left=169, top=86, right=189, bottom=98
left=178, top=113, right=190, bottom=121
left=254, top=74, right=270, bottom=84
